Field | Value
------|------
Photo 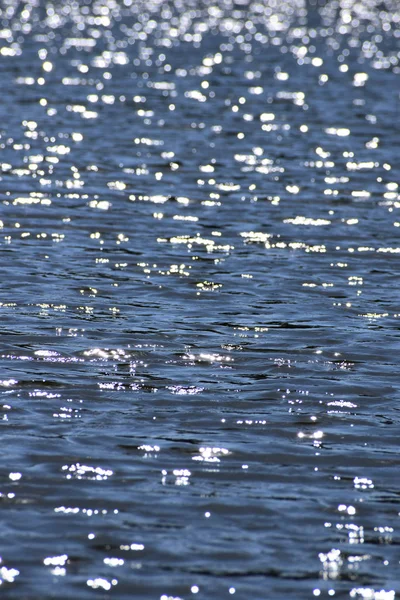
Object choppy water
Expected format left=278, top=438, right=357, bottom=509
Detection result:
left=0, top=0, right=399, bottom=598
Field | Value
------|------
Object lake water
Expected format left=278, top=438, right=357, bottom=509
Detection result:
left=0, top=0, right=399, bottom=598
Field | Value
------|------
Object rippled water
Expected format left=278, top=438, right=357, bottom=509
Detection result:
left=0, top=0, right=399, bottom=597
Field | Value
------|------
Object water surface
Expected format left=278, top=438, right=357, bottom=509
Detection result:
left=0, top=0, right=399, bottom=598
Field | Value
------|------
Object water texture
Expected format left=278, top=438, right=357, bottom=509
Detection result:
left=0, top=0, right=399, bottom=598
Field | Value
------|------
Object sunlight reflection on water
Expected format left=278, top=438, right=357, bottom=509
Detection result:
left=0, top=0, right=399, bottom=598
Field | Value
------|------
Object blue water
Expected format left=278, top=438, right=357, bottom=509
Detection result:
left=0, top=0, right=399, bottom=598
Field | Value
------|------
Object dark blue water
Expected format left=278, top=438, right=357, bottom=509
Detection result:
left=0, top=0, right=399, bottom=598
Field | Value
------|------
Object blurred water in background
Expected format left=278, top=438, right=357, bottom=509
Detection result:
left=0, top=0, right=399, bottom=597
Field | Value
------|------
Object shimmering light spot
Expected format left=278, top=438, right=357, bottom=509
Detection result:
left=338, top=504, right=356, bottom=515
left=167, top=386, right=204, bottom=395
left=196, top=281, right=222, bottom=291
left=138, top=444, right=160, bottom=453
left=0, top=379, right=18, bottom=387
left=0, top=565, right=20, bottom=584
left=87, top=578, right=115, bottom=591
left=312, top=57, right=323, bottom=67
left=326, top=127, right=350, bottom=137
left=199, top=164, right=214, bottom=173
left=108, top=181, right=126, bottom=190
left=260, top=112, right=275, bottom=122
left=351, top=191, right=371, bottom=198
left=62, top=463, right=113, bottom=481
left=286, top=185, right=300, bottom=194
left=319, top=548, right=342, bottom=578
left=193, top=447, right=231, bottom=463
left=44, top=555, right=68, bottom=566
left=349, top=590, right=394, bottom=600
left=284, top=216, right=331, bottom=226
left=104, top=558, right=124, bottom=567
left=353, top=73, right=369, bottom=86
